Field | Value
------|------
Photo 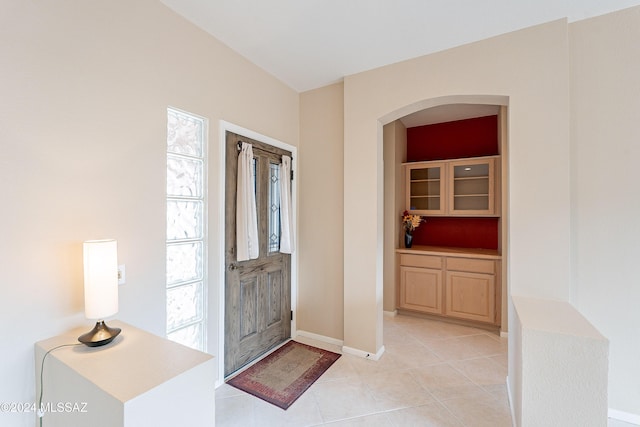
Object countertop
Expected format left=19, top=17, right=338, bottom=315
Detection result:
left=396, top=245, right=501, bottom=260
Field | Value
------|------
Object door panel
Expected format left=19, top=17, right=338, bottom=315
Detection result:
left=239, top=276, right=258, bottom=338
left=445, top=271, right=495, bottom=323
left=267, top=271, right=282, bottom=326
left=224, top=131, right=292, bottom=377
left=399, top=266, right=443, bottom=314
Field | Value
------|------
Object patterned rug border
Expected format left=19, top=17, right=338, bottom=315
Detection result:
left=226, top=340, right=341, bottom=410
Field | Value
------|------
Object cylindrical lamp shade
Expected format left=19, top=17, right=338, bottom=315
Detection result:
left=83, top=239, right=118, bottom=319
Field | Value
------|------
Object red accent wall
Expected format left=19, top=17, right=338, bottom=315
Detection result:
left=412, top=217, right=499, bottom=250
left=407, top=115, right=498, bottom=161
left=406, top=115, right=500, bottom=250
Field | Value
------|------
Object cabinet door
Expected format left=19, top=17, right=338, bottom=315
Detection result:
left=448, top=158, right=495, bottom=215
left=445, top=271, right=495, bottom=323
left=399, top=266, right=443, bottom=314
left=406, top=163, right=445, bottom=215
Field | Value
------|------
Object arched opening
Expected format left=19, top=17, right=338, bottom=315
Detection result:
left=379, top=95, right=509, bottom=340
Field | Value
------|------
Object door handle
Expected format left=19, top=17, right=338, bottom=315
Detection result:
left=228, top=264, right=238, bottom=271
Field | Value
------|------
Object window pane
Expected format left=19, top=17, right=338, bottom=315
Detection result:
left=166, top=108, right=206, bottom=352
left=167, top=281, right=203, bottom=331
left=167, top=323, right=204, bottom=351
left=167, top=242, right=202, bottom=285
left=167, top=109, right=203, bottom=156
left=167, top=155, right=203, bottom=197
left=167, top=200, right=203, bottom=241
left=268, top=162, right=281, bottom=253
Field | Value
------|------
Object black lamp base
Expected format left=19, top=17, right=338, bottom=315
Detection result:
left=78, top=320, right=121, bottom=347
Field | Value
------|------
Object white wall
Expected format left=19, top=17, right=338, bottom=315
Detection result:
left=570, top=6, right=640, bottom=418
left=343, top=19, right=572, bottom=355
left=298, top=83, right=345, bottom=340
left=0, top=2, right=298, bottom=426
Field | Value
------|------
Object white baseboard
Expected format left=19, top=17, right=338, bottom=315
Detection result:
left=342, top=344, right=385, bottom=361
left=294, top=331, right=387, bottom=364
left=609, top=409, right=640, bottom=425
left=500, top=330, right=508, bottom=338
left=383, top=310, right=398, bottom=317
left=295, top=330, right=344, bottom=347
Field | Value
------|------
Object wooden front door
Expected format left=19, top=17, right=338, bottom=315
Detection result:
left=224, top=131, right=291, bottom=377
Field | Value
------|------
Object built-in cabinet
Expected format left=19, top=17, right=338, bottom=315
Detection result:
left=398, top=249, right=500, bottom=325
left=406, top=155, right=498, bottom=216
left=398, top=113, right=505, bottom=330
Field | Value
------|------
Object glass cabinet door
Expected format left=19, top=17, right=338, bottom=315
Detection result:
left=449, top=158, right=495, bottom=215
left=406, top=163, right=445, bottom=214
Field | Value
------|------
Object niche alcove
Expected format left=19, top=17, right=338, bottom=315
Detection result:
left=383, top=101, right=508, bottom=333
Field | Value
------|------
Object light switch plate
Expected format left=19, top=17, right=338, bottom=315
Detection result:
left=118, top=264, right=126, bottom=285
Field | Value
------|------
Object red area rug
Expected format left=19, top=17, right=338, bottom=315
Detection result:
left=226, top=340, right=341, bottom=410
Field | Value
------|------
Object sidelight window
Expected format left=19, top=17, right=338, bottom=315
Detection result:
left=166, top=108, right=207, bottom=351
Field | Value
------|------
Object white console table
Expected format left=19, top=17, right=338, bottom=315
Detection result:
left=34, top=321, right=215, bottom=427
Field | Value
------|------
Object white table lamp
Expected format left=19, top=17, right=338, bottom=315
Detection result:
left=78, top=239, right=121, bottom=347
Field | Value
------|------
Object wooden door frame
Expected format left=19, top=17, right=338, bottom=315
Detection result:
left=215, top=120, right=298, bottom=386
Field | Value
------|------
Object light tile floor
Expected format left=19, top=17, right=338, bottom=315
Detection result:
left=215, top=314, right=512, bottom=426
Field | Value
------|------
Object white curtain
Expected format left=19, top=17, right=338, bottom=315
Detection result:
left=279, top=155, right=294, bottom=254
left=236, top=142, right=259, bottom=261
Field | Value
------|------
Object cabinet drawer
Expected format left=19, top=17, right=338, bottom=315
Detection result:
left=400, top=254, right=442, bottom=269
left=446, top=257, right=495, bottom=274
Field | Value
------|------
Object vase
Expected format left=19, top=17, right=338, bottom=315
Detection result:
left=404, top=232, right=413, bottom=248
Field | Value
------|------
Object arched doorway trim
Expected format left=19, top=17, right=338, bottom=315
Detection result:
left=378, top=94, right=509, bottom=126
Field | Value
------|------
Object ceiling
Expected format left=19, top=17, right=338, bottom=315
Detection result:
left=399, top=104, right=500, bottom=128
left=159, top=0, right=640, bottom=93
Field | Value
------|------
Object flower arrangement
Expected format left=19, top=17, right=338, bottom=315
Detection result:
left=402, top=210, right=425, bottom=234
